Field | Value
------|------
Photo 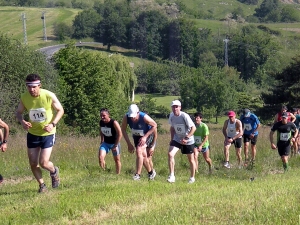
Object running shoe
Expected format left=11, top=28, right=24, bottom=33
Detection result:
left=50, top=166, right=60, bottom=188
left=38, top=183, right=47, bottom=193
left=148, top=170, right=156, bottom=180
left=167, top=175, right=175, bottom=183
left=224, top=162, right=231, bottom=169
left=188, top=177, right=195, bottom=184
left=0, top=174, right=3, bottom=184
left=133, top=174, right=140, bottom=180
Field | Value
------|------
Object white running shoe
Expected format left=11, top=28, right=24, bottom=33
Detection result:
left=167, top=175, right=175, bottom=183
left=148, top=170, right=156, bottom=180
left=224, top=162, right=231, bottom=169
left=188, top=177, right=195, bottom=184
left=133, top=174, right=140, bottom=181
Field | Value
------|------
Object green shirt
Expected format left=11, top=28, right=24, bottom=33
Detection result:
left=21, top=89, right=56, bottom=136
left=194, top=122, right=209, bottom=148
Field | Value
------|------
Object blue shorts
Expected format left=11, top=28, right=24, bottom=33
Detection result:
left=200, top=146, right=210, bottom=153
left=99, top=142, right=121, bottom=156
left=27, top=133, right=55, bottom=149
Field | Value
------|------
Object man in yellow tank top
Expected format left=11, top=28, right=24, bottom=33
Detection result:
left=15, top=74, right=64, bottom=193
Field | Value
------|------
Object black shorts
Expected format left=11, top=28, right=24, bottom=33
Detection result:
left=243, top=134, right=258, bottom=145
left=227, top=137, right=242, bottom=148
left=170, top=140, right=194, bottom=154
left=133, top=134, right=154, bottom=148
left=27, top=133, right=55, bottom=149
left=277, top=141, right=291, bottom=156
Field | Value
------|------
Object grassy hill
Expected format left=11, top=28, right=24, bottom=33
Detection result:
left=0, top=6, right=81, bottom=48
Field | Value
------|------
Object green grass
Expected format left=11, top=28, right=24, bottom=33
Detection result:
left=0, top=6, right=81, bottom=47
left=134, top=93, right=180, bottom=108
left=1, top=124, right=300, bottom=224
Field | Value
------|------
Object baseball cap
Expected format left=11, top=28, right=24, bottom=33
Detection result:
left=171, top=100, right=181, bottom=107
left=243, top=108, right=251, bottom=117
left=127, top=104, right=139, bottom=117
left=228, top=111, right=236, bottom=117
left=282, top=112, right=288, bottom=118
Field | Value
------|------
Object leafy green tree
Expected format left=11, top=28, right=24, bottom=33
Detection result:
left=72, top=9, right=100, bottom=39
left=180, top=66, right=243, bottom=123
left=254, top=0, right=280, bottom=22
left=262, top=55, right=300, bottom=109
left=53, top=22, right=73, bottom=41
left=94, top=12, right=127, bottom=51
left=54, top=44, right=136, bottom=135
left=0, top=33, right=57, bottom=123
left=228, top=25, right=280, bottom=85
left=129, top=10, right=169, bottom=58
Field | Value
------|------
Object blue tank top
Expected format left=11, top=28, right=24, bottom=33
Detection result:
left=127, top=112, right=151, bottom=136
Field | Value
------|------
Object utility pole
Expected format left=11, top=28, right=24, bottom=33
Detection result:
left=21, top=13, right=27, bottom=45
left=41, top=11, right=47, bottom=41
left=223, top=38, right=229, bottom=67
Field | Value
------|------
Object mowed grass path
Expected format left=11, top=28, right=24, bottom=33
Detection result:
left=1, top=123, right=300, bottom=224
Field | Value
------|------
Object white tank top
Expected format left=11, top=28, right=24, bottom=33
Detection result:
left=226, top=119, right=241, bottom=138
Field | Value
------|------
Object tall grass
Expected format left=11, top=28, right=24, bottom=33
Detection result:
left=1, top=121, right=300, bottom=224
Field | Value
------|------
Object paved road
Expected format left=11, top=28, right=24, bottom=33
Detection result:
left=38, top=42, right=100, bottom=58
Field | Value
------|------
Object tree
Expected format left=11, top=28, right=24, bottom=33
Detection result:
left=180, top=66, right=243, bottom=122
left=94, top=12, right=127, bottom=51
left=72, top=9, right=101, bottom=39
left=53, top=22, right=73, bottom=41
left=129, top=10, right=169, bottom=59
left=0, top=33, right=57, bottom=123
left=54, top=44, right=136, bottom=135
left=254, top=0, right=280, bottom=22
left=228, top=25, right=280, bottom=85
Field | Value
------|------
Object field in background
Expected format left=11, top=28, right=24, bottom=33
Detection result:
left=0, top=6, right=80, bottom=47
left=1, top=124, right=300, bottom=224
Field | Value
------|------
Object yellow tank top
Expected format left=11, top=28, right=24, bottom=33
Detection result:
left=21, top=89, right=56, bottom=136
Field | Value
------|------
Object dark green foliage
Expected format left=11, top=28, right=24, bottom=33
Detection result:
left=228, top=25, right=281, bottom=85
left=0, top=33, right=57, bottom=123
left=53, top=44, right=136, bottom=135
left=180, top=66, right=243, bottom=120
left=129, top=10, right=169, bottom=59
left=53, top=22, right=73, bottom=41
left=72, top=9, right=100, bottom=39
left=238, top=0, right=258, bottom=5
left=262, top=55, right=300, bottom=110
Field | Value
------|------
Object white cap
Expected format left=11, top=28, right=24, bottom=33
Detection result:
left=171, top=100, right=181, bottom=107
left=127, top=104, right=139, bottom=117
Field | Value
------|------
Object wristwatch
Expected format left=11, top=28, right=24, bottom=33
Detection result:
left=52, top=122, right=56, bottom=127
left=2, top=140, right=7, bottom=143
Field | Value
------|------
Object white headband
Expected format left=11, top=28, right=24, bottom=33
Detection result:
left=26, top=80, right=41, bottom=86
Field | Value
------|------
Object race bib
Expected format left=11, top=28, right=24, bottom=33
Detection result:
left=132, top=129, right=144, bottom=136
left=280, top=133, right=290, bottom=141
left=101, top=127, right=112, bottom=136
left=194, top=136, right=202, bottom=145
left=174, top=124, right=185, bottom=135
left=29, top=108, right=47, bottom=122
left=244, top=123, right=252, bottom=131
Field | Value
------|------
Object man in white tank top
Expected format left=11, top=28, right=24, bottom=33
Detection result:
left=222, top=111, right=243, bottom=168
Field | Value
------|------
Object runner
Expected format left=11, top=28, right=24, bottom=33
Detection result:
left=121, top=104, right=157, bottom=181
left=0, top=119, right=9, bottom=183
left=15, top=74, right=64, bottom=193
left=239, top=109, right=261, bottom=168
left=222, top=111, right=243, bottom=169
left=98, top=108, right=122, bottom=174
left=270, top=112, right=298, bottom=171
left=193, top=112, right=213, bottom=173
left=167, top=100, right=196, bottom=184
